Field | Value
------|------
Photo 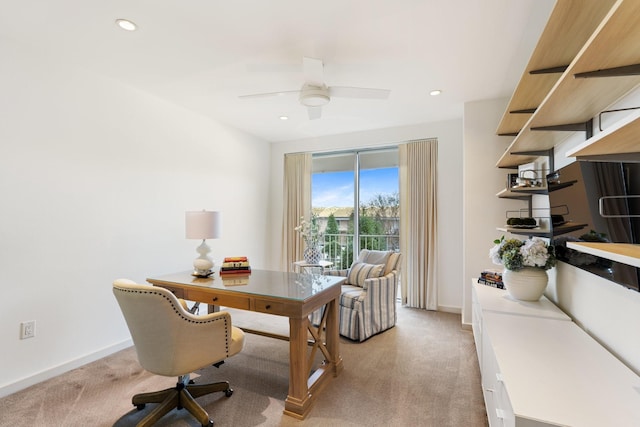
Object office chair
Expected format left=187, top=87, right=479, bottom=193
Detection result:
left=112, top=279, right=245, bottom=427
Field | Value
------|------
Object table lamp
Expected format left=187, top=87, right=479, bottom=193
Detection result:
left=185, top=210, right=221, bottom=277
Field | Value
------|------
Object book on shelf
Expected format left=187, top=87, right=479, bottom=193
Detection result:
left=478, top=268, right=504, bottom=289
left=477, top=277, right=505, bottom=289
left=480, top=269, right=502, bottom=282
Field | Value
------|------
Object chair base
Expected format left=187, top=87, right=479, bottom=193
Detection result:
left=132, top=377, right=233, bottom=427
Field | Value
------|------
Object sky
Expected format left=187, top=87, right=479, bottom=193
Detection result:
left=312, top=167, right=399, bottom=208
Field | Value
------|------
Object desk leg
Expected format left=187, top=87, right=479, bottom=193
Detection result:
left=283, top=298, right=343, bottom=419
left=284, top=316, right=312, bottom=419
left=325, top=298, right=343, bottom=376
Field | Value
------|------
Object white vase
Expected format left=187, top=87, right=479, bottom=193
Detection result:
left=303, top=245, right=322, bottom=264
left=503, top=267, right=548, bottom=301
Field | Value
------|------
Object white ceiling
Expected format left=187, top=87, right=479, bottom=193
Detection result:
left=0, top=0, right=555, bottom=142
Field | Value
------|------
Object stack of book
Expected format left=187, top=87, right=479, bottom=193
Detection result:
left=478, top=269, right=504, bottom=289
left=219, top=256, right=251, bottom=275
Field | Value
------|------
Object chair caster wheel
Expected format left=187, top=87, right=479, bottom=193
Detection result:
left=225, top=388, right=233, bottom=397
left=136, top=403, right=146, bottom=410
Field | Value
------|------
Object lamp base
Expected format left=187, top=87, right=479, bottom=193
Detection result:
left=192, top=240, right=214, bottom=278
left=192, top=270, right=214, bottom=278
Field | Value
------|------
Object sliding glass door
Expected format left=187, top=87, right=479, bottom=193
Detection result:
left=312, top=148, right=399, bottom=269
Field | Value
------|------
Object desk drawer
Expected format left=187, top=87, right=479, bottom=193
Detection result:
left=254, top=299, right=285, bottom=314
left=188, top=290, right=250, bottom=310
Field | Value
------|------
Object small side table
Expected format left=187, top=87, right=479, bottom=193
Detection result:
left=292, top=260, right=334, bottom=274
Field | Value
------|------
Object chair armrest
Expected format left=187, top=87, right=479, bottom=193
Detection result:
left=325, top=269, right=349, bottom=277
left=362, top=270, right=398, bottom=291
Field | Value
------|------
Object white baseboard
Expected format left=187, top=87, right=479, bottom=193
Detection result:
left=0, top=339, right=133, bottom=399
left=437, top=304, right=461, bottom=314
left=436, top=305, right=472, bottom=330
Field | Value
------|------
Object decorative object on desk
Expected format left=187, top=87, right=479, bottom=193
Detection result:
left=490, top=236, right=556, bottom=301
left=294, top=215, right=324, bottom=264
left=185, top=210, right=221, bottom=278
left=220, top=256, right=251, bottom=275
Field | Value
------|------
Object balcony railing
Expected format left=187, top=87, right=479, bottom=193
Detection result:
left=319, top=233, right=399, bottom=269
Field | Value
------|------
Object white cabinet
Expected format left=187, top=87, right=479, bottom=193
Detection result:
left=472, top=281, right=640, bottom=426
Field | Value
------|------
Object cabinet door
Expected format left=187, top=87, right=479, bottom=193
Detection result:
left=481, top=332, right=500, bottom=426
left=471, top=285, right=483, bottom=368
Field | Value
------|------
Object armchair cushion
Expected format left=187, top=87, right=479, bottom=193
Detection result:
left=355, top=249, right=391, bottom=266
left=347, top=262, right=385, bottom=287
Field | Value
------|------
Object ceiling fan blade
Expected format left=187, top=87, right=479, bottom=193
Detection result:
left=239, top=90, right=300, bottom=99
left=307, top=106, right=322, bottom=120
left=303, top=57, right=324, bottom=86
left=329, top=86, right=391, bottom=100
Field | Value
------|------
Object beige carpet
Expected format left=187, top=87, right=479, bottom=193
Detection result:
left=0, top=306, right=488, bottom=427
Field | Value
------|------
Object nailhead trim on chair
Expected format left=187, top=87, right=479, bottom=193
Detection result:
left=113, top=286, right=231, bottom=354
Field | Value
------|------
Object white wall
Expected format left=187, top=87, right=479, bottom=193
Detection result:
left=463, top=97, right=640, bottom=375
left=267, top=119, right=464, bottom=312
left=0, top=37, right=270, bottom=396
left=462, top=97, right=525, bottom=324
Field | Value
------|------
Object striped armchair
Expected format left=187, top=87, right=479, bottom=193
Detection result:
left=321, top=250, right=401, bottom=342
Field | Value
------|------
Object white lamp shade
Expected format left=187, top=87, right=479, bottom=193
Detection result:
left=185, top=211, right=221, bottom=239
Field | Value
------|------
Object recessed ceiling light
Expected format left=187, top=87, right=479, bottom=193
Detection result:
left=279, top=116, right=289, bottom=121
left=430, top=90, right=442, bottom=96
left=116, top=19, right=137, bottom=31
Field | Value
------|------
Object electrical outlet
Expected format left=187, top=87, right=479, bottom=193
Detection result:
left=20, top=320, right=36, bottom=339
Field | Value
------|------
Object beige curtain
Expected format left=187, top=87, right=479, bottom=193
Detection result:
left=280, top=153, right=312, bottom=271
left=399, top=139, right=438, bottom=310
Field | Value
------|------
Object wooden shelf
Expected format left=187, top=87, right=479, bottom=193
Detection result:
left=567, top=108, right=640, bottom=160
left=497, top=0, right=640, bottom=168
left=496, top=0, right=616, bottom=136
left=566, top=242, right=640, bottom=268
left=496, top=188, right=532, bottom=200
left=497, top=180, right=577, bottom=198
left=498, top=221, right=587, bottom=238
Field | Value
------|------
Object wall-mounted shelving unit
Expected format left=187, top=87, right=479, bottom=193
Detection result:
left=496, top=0, right=616, bottom=138
left=479, top=3, right=640, bottom=423
left=495, top=0, right=640, bottom=265
left=497, top=0, right=640, bottom=169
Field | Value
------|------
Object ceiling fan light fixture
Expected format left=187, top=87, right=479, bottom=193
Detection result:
left=299, top=85, right=330, bottom=107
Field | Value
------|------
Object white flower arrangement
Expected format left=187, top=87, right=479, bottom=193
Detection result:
left=294, top=215, right=323, bottom=248
left=490, top=236, right=556, bottom=271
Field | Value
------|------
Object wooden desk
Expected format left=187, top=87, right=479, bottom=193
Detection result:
left=147, top=269, right=345, bottom=419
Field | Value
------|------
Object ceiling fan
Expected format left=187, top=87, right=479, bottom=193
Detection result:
left=239, top=57, right=391, bottom=120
